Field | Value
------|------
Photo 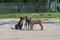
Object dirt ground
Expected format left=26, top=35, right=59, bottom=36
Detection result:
left=0, top=19, right=60, bottom=40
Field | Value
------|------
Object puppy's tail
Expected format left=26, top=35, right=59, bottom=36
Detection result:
left=10, top=27, right=16, bottom=29
left=41, top=18, right=49, bottom=21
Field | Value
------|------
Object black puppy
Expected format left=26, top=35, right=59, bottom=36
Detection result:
left=15, top=17, right=23, bottom=30
left=15, top=16, right=30, bottom=30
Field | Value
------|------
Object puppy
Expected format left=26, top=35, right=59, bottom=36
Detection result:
left=26, top=16, right=43, bottom=30
left=15, top=17, right=23, bottom=30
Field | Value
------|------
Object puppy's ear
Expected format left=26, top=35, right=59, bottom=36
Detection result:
left=20, top=17, right=22, bottom=19
left=25, top=16, right=27, bottom=17
left=29, top=16, right=32, bottom=18
left=24, top=16, right=27, bottom=18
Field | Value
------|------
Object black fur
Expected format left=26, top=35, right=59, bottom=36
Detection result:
left=15, top=17, right=23, bottom=30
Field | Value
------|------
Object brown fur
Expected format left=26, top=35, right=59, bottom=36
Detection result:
left=27, top=16, right=43, bottom=30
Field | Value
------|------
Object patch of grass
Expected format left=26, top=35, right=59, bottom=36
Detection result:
left=0, top=12, right=60, bottom=18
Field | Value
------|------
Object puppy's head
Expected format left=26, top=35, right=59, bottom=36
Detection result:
left=20, top=16, right=27, bottom=20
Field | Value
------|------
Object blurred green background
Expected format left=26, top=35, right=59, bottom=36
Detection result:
left=0, top=12, right=60, bottom=18
left=0, top=0, right=60, bottom=18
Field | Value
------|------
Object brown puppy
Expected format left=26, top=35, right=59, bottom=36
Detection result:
left=27, top=16, right=43, bottom=30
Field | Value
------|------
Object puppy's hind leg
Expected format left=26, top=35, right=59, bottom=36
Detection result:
left=30, top=24, right=33, bottom=30
left=18, top=25, right=22, bottom=30
left=39, top=23, right=43, bottom=30
left=15, top=25, right=18, bottom=29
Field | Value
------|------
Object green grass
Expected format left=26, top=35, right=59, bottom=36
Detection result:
left=0, top=12, right=60, bottom=18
